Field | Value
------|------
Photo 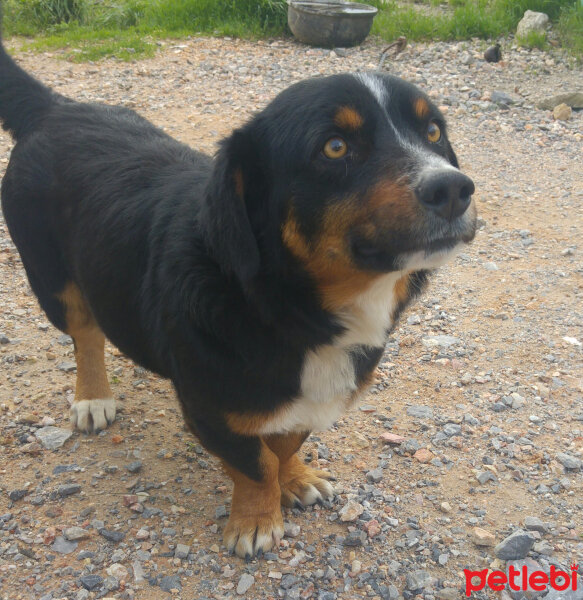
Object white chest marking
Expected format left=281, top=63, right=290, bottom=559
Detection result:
left=259, top=273, right=402, bottom=434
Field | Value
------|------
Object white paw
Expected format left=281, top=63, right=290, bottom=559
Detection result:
left=71, top=398, right=116, bottom=432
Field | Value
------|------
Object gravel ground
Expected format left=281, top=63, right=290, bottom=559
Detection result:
left=0, top=34, right=582, bottom=600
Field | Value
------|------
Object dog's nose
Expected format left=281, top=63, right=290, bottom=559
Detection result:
left=416, top=169, right=475, bottom=221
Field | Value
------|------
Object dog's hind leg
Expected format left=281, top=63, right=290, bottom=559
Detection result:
left=58, top=282, right=115, bottom=432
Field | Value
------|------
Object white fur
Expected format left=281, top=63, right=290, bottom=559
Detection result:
left=70, top=398, right=116, bottom=432
left=258, top=273, right=402, bottom=434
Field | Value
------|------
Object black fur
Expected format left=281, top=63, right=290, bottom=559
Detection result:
left=0, top=38, right=475, bottom=485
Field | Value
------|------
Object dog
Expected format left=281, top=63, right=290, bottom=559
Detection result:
left=0, top=33, right=476, bottom=558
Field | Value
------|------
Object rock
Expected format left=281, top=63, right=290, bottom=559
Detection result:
left=159, top=575, right=181, bottom=592
left=380, top=432, right=405, bottom=444
left=366, top=468, right=383, bottom=482
left=413, top=448, right=434, bottom=463
left=64, top=526, right=89, bottom=541
left=237, top=573, right=255, bottom=595
left=174, top=543, right=190, bottom=559
left=339, top=501, right=364, bottom=522
left=284, top=522, right=301, bottom=538
left=215, top=504, right=227, bottom=519
left=494, top=529, right=535, bottom=560
left=99, top=529, right=125, bottom=543
left=125, top=460, right=142, bottom=473
left=537, top=92, right=583, bottom=110
left=484, top=44, right=501, bottom=63
left=80, top=575, right=103, bottom=591
left=516, top=10, right=549, bottom=38
left=106, top=563, right=129, bottom=580
left=132, top=560, right=146, bottom=583
left=406, top=569, right=432, bottom=591
left=524, top=516, right=549, bottom=533
left=58, top=484, right=81, bottom=497
left=491, top=91, right=515, bottom=106
left=553, top=103, right=572, bottom=121
left=556, top=453, right=582, bottom=470
left=471, top=527, right=496, bottom=547
left=52, top=536, right=78, bottom=554
left=8, top=489, right=28, bottom=502
left=364, top=519, right=381, bottom=538
left=422, top=335, right=460, bottom=349
left=407, top=405, right=433, bottom=419
left=35, top=426, right=73, bottom=450
left=343, top=530, right=366, bottom=546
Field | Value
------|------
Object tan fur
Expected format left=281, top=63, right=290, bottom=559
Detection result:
left=413, top=97, right=430, bottom=120
left=222, top=440, right=284, bottom=557
left=334, top=106, right=364, bottom=130
left=58, top=282, right=112, bottom=403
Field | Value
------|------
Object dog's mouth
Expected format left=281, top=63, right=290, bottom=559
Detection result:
left=351, top=209, right=476, bottom=272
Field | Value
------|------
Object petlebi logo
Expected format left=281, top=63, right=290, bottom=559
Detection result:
left=464, top=563, right=579, bottom=597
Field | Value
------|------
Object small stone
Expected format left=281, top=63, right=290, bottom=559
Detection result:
left=471, top=527, right=496, bottom=547
left=174, top=543, right=190, bottom=559
left=339, top=501, right=364, bottom=522
left=8, top=489, right=28, bottom=501
left=380, top=432, right=405, bottom=444
left=52, top=536, right=78, bottom=554
left=132, top=560, right=146, bottom=583
left=106, top=563, right=128, bottom=580
left=556, top=453, right=582, bottom=470
left=537, top=92, right=583, bottom=110
left=553, top=103, right=572, bottom=121
left=490, top=91, right=514, bottom=106
left=80, top=575, right=103, bottom=591
left=406, top=405, right=433, bottom=419
left=366, top=468, right=383, bottom=482
left=159, top=575, right=181, bottom=592
left=483, top=261, right=499, bottom=271
left=215, top=505, right=227, bottom=519
left=99, top=529, right=125, bottom=543
left=57, top=361, right=77, bottom=372
left=524, top=516, right=549, bottom=533
left=494, top=529, right=535, bottom=560
left=125, top=460, right=142, bottom=473
left=343, top=530, right=366, bottom=546
left=440, top=502, right=452, bottom=513
left=64, top=526, right=89, bottom=541
left=406, top=569, right=432, bottom=591
left=364, top=519, right=381, bottom=538
left=476, top=471, right=497, bottom=485
left=284, top=522, right=301, bottom=538
left=58, top=484, right=81, bottom=497
left=413, top=448, right=434, bottom=463
left=422, top=335, right=460, bottom=349
left=237, top=573, right=255, bottom=595
left=35, top=426, right=73, bottom=450
left=351, top=431, right=369, bottom=449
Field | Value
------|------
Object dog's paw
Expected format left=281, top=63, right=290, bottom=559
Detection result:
left=279, top=456, right=335, bottom=508
left=71, top=398, right=116, bottom=432
left=223, top=510, right=284, bottom=559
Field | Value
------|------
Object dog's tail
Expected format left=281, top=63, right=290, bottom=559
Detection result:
left=0, top=4, right=55, bottom=140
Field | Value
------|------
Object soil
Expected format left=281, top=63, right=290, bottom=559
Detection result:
left=0, top=33, right=582, bottom=600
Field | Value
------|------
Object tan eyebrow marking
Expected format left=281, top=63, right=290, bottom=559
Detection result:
left=334, top=106, right=364, bottom=131
left=413, top=97, right=430, bottom=120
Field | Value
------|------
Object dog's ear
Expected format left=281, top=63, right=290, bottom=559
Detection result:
left=202, top=129, right=264, bottom=285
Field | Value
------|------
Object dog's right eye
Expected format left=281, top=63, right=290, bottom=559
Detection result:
left=323, top=137, right=348, bottom=159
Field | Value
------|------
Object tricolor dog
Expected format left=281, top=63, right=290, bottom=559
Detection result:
left=0, top=33, right=476, bottom=557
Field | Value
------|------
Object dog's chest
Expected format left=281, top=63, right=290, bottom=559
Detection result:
left=261, top=274, right=401, bottom=434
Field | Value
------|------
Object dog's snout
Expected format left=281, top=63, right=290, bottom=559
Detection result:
left=416, top=169, right=475, bottom=221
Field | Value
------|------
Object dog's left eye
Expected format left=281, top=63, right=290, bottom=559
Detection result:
left=427, top=122, right=441, bottom=143
left=323, top=137, right=348, bottom=159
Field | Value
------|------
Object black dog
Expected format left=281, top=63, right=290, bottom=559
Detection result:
left=0, top=34, right=476, bottom=557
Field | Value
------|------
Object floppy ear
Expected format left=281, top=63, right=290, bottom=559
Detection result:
left=202, top=129, right=264, bottom=285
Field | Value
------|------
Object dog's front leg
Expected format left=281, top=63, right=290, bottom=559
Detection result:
left=190, top=416, right=284, bottom=558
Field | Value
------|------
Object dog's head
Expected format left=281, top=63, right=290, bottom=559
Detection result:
left=203, top=73, right=476, bottom=310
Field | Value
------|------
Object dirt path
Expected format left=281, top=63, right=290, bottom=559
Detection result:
left=0, top=35, right=582, bottom=600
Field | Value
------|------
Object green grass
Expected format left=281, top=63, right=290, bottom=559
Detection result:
left=2, top=0, right=582, bottom=61
left=517, top=29, right=548, bottom=50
